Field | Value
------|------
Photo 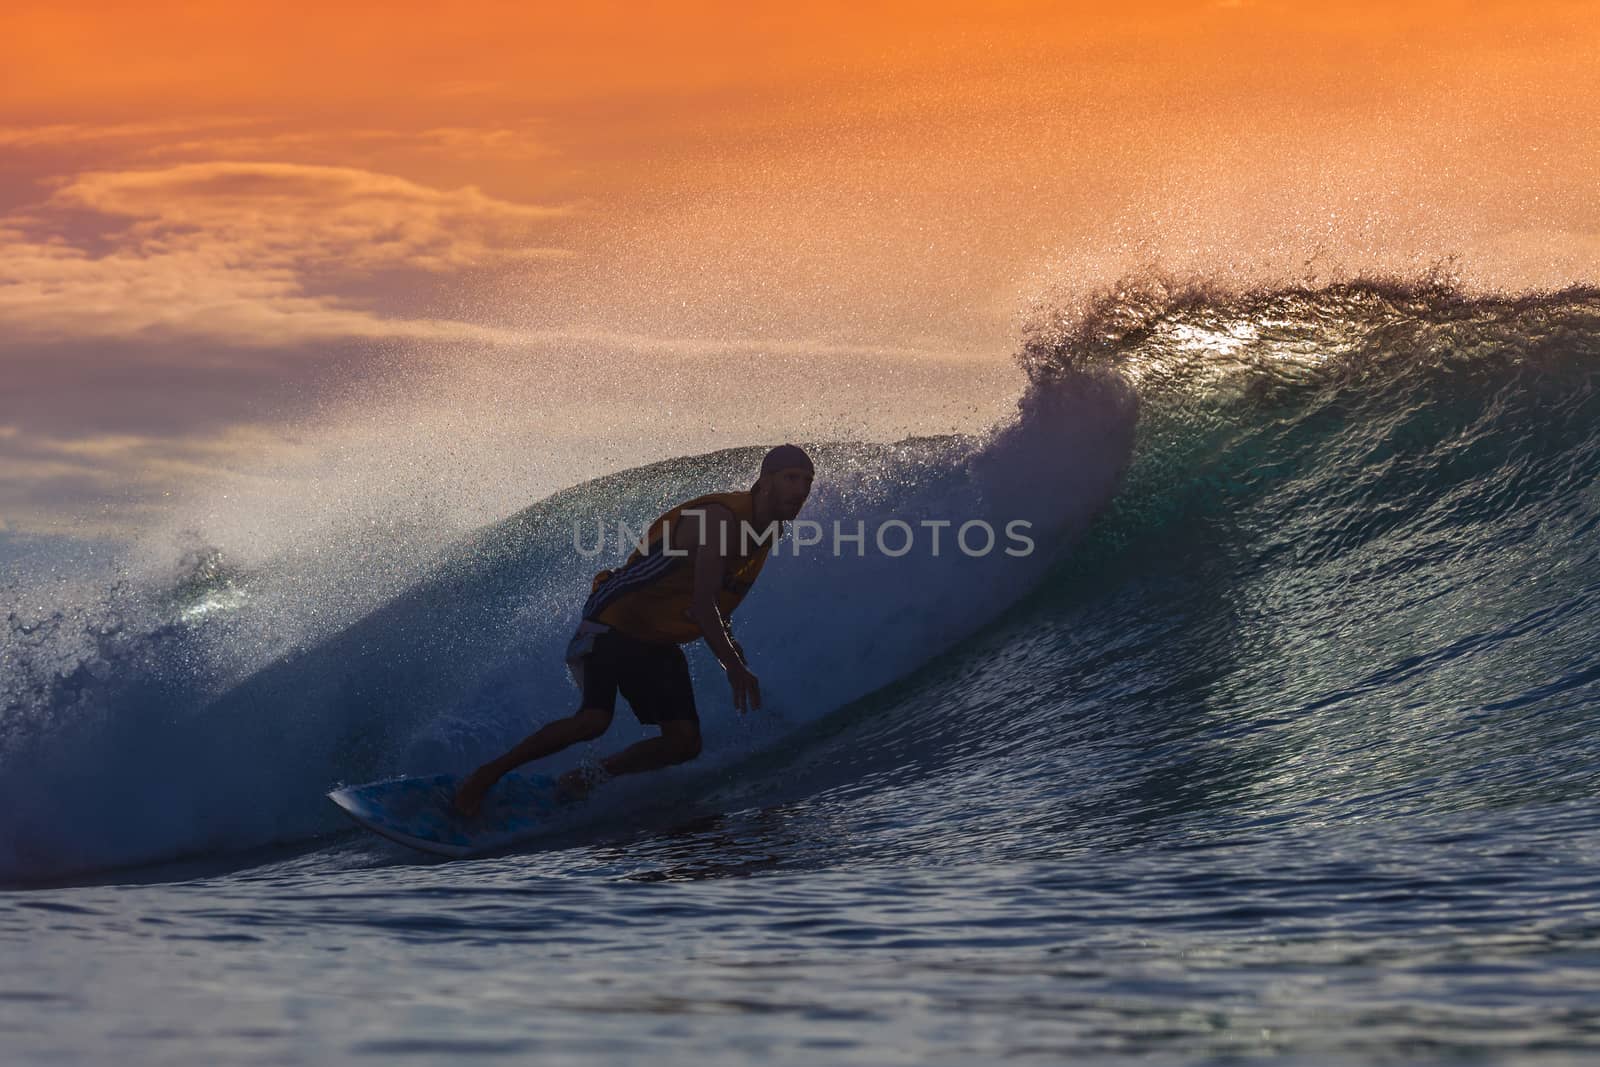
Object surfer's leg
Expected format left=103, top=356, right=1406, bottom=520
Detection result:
left=603, top=639, right=701, bottom=774
left=453, top=705, right=614, bottom=815
left=500, top=704, right=615, bottom=765
left=553, top=632, right=702, bottom=798
left=555, top=716, right=701, bottom=801
left=456, top=629, right=634, bottom=814
left=597, top=719, right=703, bottom=778
left=511, top=704, right=615, bottom=757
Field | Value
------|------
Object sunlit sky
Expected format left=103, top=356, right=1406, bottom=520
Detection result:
left=2, top=0, right=1597, bottom=543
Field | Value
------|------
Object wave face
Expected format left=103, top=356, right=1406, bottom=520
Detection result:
left=5, top=278, right=1599, bottom=883
left=744, top=278, right=1600, bottom=864
left=0, top=350, right=1136, bottom=880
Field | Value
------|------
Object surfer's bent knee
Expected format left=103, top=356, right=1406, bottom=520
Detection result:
left=662, top=721, right=701, bottom=763
left=571, top=705, right=613, bottom=739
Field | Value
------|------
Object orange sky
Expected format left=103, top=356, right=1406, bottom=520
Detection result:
left=1, top=0, right=1597, bottom=539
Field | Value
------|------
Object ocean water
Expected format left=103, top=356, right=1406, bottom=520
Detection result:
left=4, top=279, right=1600, bottom=1064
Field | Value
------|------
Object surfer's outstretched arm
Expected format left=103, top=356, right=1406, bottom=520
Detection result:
left=684, top=504, right=761, bottom=713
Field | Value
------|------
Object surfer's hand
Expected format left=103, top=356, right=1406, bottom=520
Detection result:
left=727, top=661, right=761, bottom=713
left=452, top=766, right=499, bottom=818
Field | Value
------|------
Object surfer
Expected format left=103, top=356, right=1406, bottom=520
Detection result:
left=451, top=444, right=815, bottom=817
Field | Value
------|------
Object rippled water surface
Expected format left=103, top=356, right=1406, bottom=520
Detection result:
left=7, top=798, right=1600, bottom=1065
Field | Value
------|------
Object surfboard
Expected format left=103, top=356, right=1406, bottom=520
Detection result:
left=327, top=772, right=570, bottom=858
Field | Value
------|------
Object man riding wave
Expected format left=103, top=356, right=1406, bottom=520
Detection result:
left=452, top=444, right=815, bottom=816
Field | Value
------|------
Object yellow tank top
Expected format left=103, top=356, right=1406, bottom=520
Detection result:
left=583, top=490, right=776, bottom=644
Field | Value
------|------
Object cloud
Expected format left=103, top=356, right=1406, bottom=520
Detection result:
left=0, top=117, right=260, bottom=148
left=0, top=118, right=555, bottom=171
left=136, top=125, right=555, bottom=163
left=50, top=161, right=569, bottom=271
left=0, top=161, right=571, bottom=346
left=0, top=228, right=539, bottom=346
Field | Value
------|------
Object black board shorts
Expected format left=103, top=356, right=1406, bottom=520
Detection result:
left=570, top=626, right=698, bottom=725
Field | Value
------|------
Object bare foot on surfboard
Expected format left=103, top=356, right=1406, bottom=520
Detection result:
left=452, top=766, right=499, bottom=818
left=556, top=765, right=606, bottom=803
